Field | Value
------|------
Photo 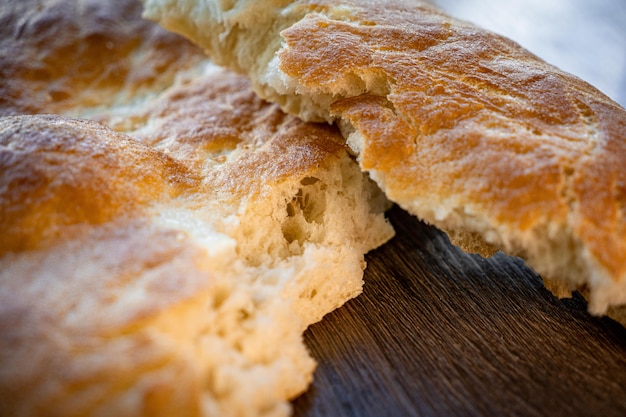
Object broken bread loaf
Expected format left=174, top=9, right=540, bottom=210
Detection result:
left=0, top=1, right=394, bottom=416
left=142, top=0, right=626, bottom=318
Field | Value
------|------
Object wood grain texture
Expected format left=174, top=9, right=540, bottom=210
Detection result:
left=294, top=206, right=626, bottom=417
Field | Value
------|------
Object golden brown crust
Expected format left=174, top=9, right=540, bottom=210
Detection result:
left=0, top=114, right=198, bottom=254
left=120, top=71, right=348, bottom=204
left=0, top=0, right=203, bottom=116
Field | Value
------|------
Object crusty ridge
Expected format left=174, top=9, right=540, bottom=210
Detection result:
left=142, top=0, right=626, bottom=316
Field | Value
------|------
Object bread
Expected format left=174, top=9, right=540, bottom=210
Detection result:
left=0, top=1, right=394, bottom=416
left=141, top=0, right=626, bottom=318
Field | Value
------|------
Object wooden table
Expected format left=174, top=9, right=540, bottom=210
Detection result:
left=294, top=206, right=626, bottom=417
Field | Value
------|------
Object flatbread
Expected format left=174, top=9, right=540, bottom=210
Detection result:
left=0, top=1, right=394, bottom=416
left=142, top=0, right=626, bottom=318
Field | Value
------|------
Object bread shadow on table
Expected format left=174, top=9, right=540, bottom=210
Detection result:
left=294, top=205, right=626, bottom=417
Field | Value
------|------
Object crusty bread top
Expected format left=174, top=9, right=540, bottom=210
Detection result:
left=0, top=115, right=197, bottom=254
left=142, top=0, right=626, bottom=315
left=0, top=0, right=204, bottom=117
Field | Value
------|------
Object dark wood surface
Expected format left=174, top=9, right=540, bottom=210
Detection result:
left=294, top=206, right=626, bottom=417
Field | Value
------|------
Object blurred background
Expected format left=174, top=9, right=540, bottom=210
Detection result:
left=434, top=0, right=626, bottom=108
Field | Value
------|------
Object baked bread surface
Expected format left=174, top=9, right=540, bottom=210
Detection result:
left=142, top=0, right=626, bottom=317
left=0, top=1, right=394, bottom=416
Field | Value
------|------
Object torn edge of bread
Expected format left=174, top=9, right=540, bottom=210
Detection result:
left=0, top=1, right=396, bottom=413
left=141, top=0, right=626, bottom=322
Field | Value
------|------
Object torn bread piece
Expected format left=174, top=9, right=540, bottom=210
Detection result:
left=142, top=0, right=626, bottom=319
left=0, top=1, right=394, bottom=416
